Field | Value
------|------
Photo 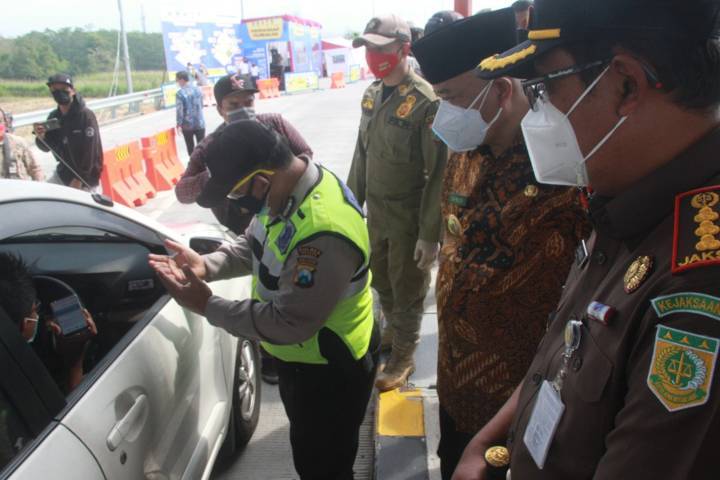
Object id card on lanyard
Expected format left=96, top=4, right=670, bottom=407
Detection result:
left=523, top=319, right=582, bottom=469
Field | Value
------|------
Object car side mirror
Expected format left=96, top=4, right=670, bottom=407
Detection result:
left=189, top=236, right=223, bottom=255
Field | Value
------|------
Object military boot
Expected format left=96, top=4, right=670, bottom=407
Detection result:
left=375, top=347, right=415, bottom=392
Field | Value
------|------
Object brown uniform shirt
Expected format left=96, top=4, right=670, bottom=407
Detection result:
left=437, top=140, right=589, bottom=433
left=509, top=128, right=720, bottom=479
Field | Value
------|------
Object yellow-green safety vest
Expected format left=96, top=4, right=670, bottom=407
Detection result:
left=253, top=167, right=374, bottom=364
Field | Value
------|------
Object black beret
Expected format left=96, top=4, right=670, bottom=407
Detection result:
left=412, top=8, right=518, bottom=84
left=478, top=0, right=720, bottom=79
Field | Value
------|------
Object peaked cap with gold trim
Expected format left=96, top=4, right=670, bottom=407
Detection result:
left=476, top=0, right=720, bottom=80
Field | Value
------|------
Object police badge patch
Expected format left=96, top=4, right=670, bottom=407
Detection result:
left=294, top=258, right=316, bottom=288
left=647, top=325, right=718, bottom=412
left=275, top=221, right=296, bottom=254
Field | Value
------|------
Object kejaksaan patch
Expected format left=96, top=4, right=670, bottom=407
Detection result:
left=275, top=221, right=296, bottom=254
left=647, top=325, right=719, bottom=412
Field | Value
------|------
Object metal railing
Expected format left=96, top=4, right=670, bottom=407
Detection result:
left=13, top=88, right=164, bottom=128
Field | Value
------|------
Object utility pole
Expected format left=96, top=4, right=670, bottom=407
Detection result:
left=117, top=0, right=134, bottom=93
left=141, top=5, right=147, bottom=34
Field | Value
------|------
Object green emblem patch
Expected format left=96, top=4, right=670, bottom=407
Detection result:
left=647, top=325, right=718, bottom=412
left=651, top=292, right=720, bottom=322
left=448, top=193, right=468, bottom=207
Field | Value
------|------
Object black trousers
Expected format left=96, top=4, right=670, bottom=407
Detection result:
left=181, top=128, right=205, bottom=155
left=276, top=328, right=379, bottom=480
left=438, top=405, right=475, bottom=480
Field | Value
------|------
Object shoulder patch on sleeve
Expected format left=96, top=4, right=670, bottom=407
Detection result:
left=293, top=258, right=317, bottom=288
left=673, top=186, right=720, bottom=274
left=652, top=292, right=720, bottom=321
left=647, top=325, right=718, bottom=412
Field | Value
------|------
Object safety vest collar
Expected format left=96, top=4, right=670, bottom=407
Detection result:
left=278, top=155, right=320, bottom=220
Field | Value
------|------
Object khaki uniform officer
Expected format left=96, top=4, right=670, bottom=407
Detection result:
left=453, top=0, right=720, bottom=479
left=349, top=15, right=447, bottom=391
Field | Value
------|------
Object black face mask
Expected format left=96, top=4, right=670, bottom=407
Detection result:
left=229, top=194, right=266, bottom=215
left=52, top=90, right=72, bottom=106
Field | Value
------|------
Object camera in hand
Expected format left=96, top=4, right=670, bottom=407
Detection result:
left=40, top=118, right=61, bottom=132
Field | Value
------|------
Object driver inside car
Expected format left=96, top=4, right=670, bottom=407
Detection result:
left=0, top=252, right=97, bottom=393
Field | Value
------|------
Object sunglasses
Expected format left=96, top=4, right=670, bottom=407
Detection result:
left=226, top=169, right=275, bottom=199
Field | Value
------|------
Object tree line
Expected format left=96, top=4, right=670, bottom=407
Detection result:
left=0, top=29, right=165, bottom=80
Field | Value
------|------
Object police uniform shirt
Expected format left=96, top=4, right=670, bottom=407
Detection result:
left=202, top=157, right=363, bottom=344
left=508, top=128, right=720, bottom=479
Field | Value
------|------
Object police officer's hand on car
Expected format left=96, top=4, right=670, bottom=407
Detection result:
left=148, top=239, right=207, bottom=283
left=149, top=239, right=212, bottom=315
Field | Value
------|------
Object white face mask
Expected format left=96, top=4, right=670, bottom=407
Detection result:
left=521, top=66, right=627, bottom=187
left=432, top=81, right=503, bottom=152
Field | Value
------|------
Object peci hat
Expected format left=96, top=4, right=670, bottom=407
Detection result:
left=412, top=8, right=518, bottom=84
left=352, top=15, right=412, bottom=48
left=213, top=74, right=260, bottom=105
left=477, top=0, right=720, bottom=79
left=423, top=10, right=465, bottom=36
left=197, top=120, right=283, bottom=208
left=46, top=73, right=73, bottom=88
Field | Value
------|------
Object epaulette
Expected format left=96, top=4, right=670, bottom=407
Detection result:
left=672, top=185, right=720, bottom=274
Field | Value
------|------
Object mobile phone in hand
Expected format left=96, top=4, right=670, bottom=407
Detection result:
left=50, top=295, right=88, bottom=336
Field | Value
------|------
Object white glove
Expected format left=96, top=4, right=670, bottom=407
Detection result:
left=414, top=239, right=439, bottom=270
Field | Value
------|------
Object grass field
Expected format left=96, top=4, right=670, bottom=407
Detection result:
left=0, top=70, right=167, bottom=113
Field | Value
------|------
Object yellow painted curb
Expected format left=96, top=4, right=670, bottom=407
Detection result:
left=377, top=388, right=425, bottom=437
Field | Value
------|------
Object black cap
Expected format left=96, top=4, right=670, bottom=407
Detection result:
left=478, top=0, right=720, bottom=79
left=46, top=73, right=73, bottom=88
left=213, top=74, right=259, bottom=105
left=424, top=10, right=464, bottom=36
left=197, top=121, right=282, bottom=208
left=413, top=8, right=517, bottom=84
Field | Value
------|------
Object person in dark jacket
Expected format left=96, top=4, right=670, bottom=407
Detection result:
left=33, top=74, right=103, bottom=190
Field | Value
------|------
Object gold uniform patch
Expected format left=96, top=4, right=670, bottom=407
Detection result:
left=362, top=96, right=375, bottom=111
left=398, top=84, right=411, bottom=96
left=673, top=186, right=720, bottom=274
left=647, top=325, right=718, bottom=412
left=396, top=95, right=417, bottom=118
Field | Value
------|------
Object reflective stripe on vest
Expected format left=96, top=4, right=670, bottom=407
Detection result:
left=253, top=167, right=374, bottom=364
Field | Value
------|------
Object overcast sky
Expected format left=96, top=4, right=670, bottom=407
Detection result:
left=4, top=0, right=515, bottom=38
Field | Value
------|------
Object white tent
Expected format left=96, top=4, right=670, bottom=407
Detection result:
left=322, top=36, right=368, bottom=80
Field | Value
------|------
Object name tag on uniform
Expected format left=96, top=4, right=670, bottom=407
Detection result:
left=8, top=163, right=18, bottom=175
left=523, top=380, right=565, bottom=469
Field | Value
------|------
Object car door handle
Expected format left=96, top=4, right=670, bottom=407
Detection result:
left=106, top=394, right=148, bottom=451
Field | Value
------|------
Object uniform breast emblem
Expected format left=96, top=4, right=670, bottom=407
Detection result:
left=623, top=255, right=653, bottom=293
left=647, top=325, right=718, bottom=412
left=395, top=95, right=417, bottom=119
left=398, top=84, right=410, bottom=96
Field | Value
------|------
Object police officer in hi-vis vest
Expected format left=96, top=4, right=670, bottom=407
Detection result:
left=348, top=15, right=447, bottom=392
left=149, top=121, right=379, bottom=480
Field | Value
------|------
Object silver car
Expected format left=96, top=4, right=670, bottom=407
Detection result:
left=0, top=180, right=260, bottom=479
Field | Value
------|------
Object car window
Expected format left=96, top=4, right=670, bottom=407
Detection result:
left=0, top=388, right=31, bottom=472
left=6, top=226, right=126, bottom=243
left=0, top=201, right=170, bottom=402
